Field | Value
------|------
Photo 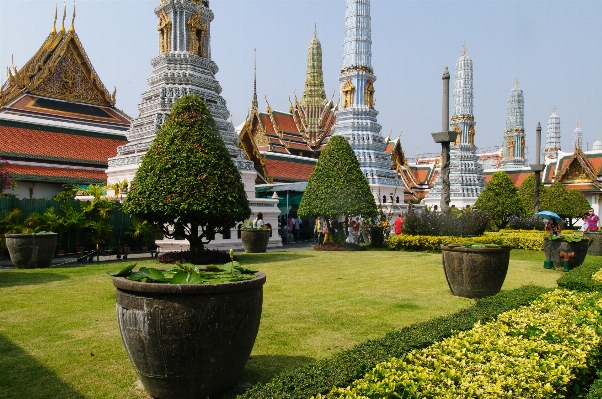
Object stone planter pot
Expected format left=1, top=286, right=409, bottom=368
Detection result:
left=584, top=231, right=602, bottom=256
left=74, top=246, right=85, bottom=255
left=543, top=237, right=589, bottom=269
left=113, top=273, right=266, bottom=399
left=241, top=229, right=269, bottom=253
left=441, top=245, right=511, bottom=299
left=5, top=233, right=58, bottom=269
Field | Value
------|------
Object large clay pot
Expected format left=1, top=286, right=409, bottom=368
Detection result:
left=5, top=233, right=57, bottom=269
left=584, top=231, right=602, bottom=256
left=241, top=229, right=269, bottom=253
left=441, top=245, right=511, bottom=299
left=113, top=273, right=266, bottom=399
left=543, top=237, right=589, bottom=268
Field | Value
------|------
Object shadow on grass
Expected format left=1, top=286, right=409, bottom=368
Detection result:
left=236, top=252, right=315, bottom=266
left=219, top=355, right=315, bottom=399
left=0, top=333, right=86, bottom=399
left=0, top=272, right=69, bottom=288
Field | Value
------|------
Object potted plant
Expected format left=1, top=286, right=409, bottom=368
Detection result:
left=119, top=96, right=254, bottom=398
left=109, top=252, right=265, bottom=399
left=5, top=229, right=58, bottom=269
left=543, top=232, right=590, bottom=270
left=240, top=220, right=270, bottom=253
left=0, top=208, right=23, bottom=258
left=441, top=243, right=512, bottom=298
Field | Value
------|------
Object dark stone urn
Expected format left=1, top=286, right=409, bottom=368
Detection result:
left=113, top=273, right=266, bottom=399
left=584, top=231, right=602, bottom=256
left=241, top=229, right=270, bottom=253
left=5, top=233, right=57, bottom=269
left=441, top=245, right=511, bottom=299
left=543, top=237, right=589, bottom=268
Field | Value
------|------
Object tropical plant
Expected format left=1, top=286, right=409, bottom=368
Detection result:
left=0, top=208, right=23, bottom=249
left=474, top=171, right=525, bottom=229
left=127, top=218, right=160, bottom=248
left=297, top=135, right=377, bottom=230
left=61, top=202, right=86, bottom=247
left=22, top=207, right=68, bottom=249
left=108, top=250, right=257, bottom=284
left=517, top=174, right=545, bottom=216
left=123, top=94, right=251, bottom=253
left=52, top=184, right=80, bottom=201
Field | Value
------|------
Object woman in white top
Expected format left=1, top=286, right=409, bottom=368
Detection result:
left=252, top=212, right=264, bottom=229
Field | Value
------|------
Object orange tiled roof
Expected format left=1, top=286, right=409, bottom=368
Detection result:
left=272, top=112, right=299, bottom=133
left=0, top=124, right=126, bottom=165
left=264, top=158, right=315, bottom=182
left=586, top=154, right=602, bottom=174
left=7, top=163, right=106, bottom=183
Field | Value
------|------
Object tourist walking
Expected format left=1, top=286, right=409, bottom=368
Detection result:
left=587, top=208, right=600, bottom=231
left=346, top=216, right=354, bottom=244
left=314, top=216, right=323, bottom=243
left=394, top=213, right=404, bottom=235
left=323, top=216, right=334, bottom=244
left=353, top=217, right=363, bottom=244
left=293, top=216, right=302, bottom=240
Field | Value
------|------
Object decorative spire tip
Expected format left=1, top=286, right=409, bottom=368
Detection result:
left=461, top=43, right=467, bottom=56
left=515, top=78, right=519, bottom=87
left=314, top=23, right=317, bottom=37
left=51, top=4, right=58, bottom=33
left=60, top=2, right=66, bottom=33
left=69, top=0, right=76, bottom=33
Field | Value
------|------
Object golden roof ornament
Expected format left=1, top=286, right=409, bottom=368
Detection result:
left=51, top=4, right=58, bottom=34
left=461, top=43, right=467, bottom=56
left=60, top=2, right=66, bottom=33
left=515, top=78, right=519, bottom=87
left=69, top=0, right=76, bottom=33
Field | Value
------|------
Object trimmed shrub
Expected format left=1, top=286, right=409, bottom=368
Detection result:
left=388, top=231, right=545, bottom=252
left=236, top=286, right=549, bottom=399
left=474, top=170, right=526, bottom=229
left=319, top=289, right=602, bottom=399
left=557, top=257, right=602, bottom=293
left=403, top=208, right=489, bottom=237
left=157, top=249, right=231, bottom=265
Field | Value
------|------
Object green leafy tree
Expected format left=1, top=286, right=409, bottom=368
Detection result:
left=297, top=136, right=377, bottom=221
left=123, top=94, right=250, bottom=253
left=517, top=174, right=546, bottom=216
left=541, top=182, right=574, bottom=224
left=474, top=171, right=525, bottom=229
left=565, top=189, right=591, bottom=227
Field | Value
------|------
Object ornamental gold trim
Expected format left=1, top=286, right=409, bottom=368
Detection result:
left=188, top=11, right=207, bottom=57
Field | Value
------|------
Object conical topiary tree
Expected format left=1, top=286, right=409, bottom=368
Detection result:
left=517, top=174, right=545, bottom=216
left=297, top=135, right=377, bottom=219
left=474, top=170, right=525, bottom=229
left=123, top=94, right=250, bottom=253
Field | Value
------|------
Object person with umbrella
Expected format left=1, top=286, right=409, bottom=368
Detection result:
left=545, top=217, right=562, bottom=236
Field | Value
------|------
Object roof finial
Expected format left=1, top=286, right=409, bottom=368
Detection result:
left=69, top=0, right=76, bottom=33
left=60, top=2, right=66, bottom=33
left=515, top=78, right=519, bottom=87
left=252, top=48, right=258, bottom=109
left=553, top=106, right=556, bottom=114
left=314, top=23, right=317, bottom=38
left=51, top=4, right=58, bottom=34
left=461, top=43, right=467, bottom=55
left=576, top=123, right=580, bottom=128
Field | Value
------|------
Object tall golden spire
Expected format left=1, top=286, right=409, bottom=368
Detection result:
left=300, top=28, right=327, bottom=109
left=252, top=48, right=258, bottom=109
left=60, top=2, right=66, bottom=33
left=69, top=0, right=76, bottom=33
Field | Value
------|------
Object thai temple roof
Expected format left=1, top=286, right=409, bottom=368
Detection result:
left=0, top=4, right=129, bottom=189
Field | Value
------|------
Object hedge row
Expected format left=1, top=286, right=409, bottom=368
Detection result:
left=318, top=289, right=602, bottom=398
left=388, top=231, right=545, bottom=252
left=236, top=286, right=549, bottom=399
left=557, top=256, right=602, bottom=293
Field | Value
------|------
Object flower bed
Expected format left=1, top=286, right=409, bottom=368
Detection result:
left=236, top=286, right=549, bottom=399
left=315, top=289, right=602, bottom=399
left=388, top=231, right=544, bottom=252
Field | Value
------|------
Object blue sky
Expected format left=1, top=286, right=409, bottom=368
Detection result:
left=1, top=0, right=600, bottom=162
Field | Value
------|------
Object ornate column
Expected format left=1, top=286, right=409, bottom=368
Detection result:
left=530, top=122, right=544, bottom=214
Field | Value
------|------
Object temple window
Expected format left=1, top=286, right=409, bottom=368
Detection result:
left=382, top=196, right=387, bottom=203
left=188, top=11, right=207, bottom=57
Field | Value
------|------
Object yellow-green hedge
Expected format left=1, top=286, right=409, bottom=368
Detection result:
left=315, top=289, right=602, bottom=398
left=388, top=231, right=545, bottom=252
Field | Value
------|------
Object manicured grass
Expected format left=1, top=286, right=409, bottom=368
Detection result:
left=0, top=248, right=558, bottom=399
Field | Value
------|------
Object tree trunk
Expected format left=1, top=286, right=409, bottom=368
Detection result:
left=187, top=224, right=204, bottom=253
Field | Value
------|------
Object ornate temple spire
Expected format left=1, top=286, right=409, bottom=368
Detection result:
left=252, top=48, right=258, bottom=109
left=573, top=123, right=582, bottom=152
left=500, top=79, right=525, bottom=169
left=333, top=0, right=401, bottom=193
left=300, top=29, right=327, bottom=109
left=544, top=107, right=561, bottom=159
left=452, top=44, right=474, bottom=120
left=60, top=2, right=66, bottom=34
left=51, top=4, right=58, bottom=34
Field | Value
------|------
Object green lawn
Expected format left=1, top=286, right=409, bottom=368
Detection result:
left=0, top=249, right=560, bottom=399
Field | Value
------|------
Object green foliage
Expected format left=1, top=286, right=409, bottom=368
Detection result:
left=0, top=208, right=24, bottom=248
left=475, top=171, right=525, bottom=229
left=237, top=286, right=549, bottom=399
left=517, top=174, right=544, bottom=216
left=123, top=94, right=250, bottom=253
left=388, top=231, right=545, bottom=252
left=541, top=182, right=572, bottom=220
left=107, top=258, right=258, bottom=285
left=566, top=189, right=592, bottom=226
left=51, top=184, right=80, bottom=201
left=557, top=257, right=602, bottom=292
left=298, top=136, right=377, bottom=219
